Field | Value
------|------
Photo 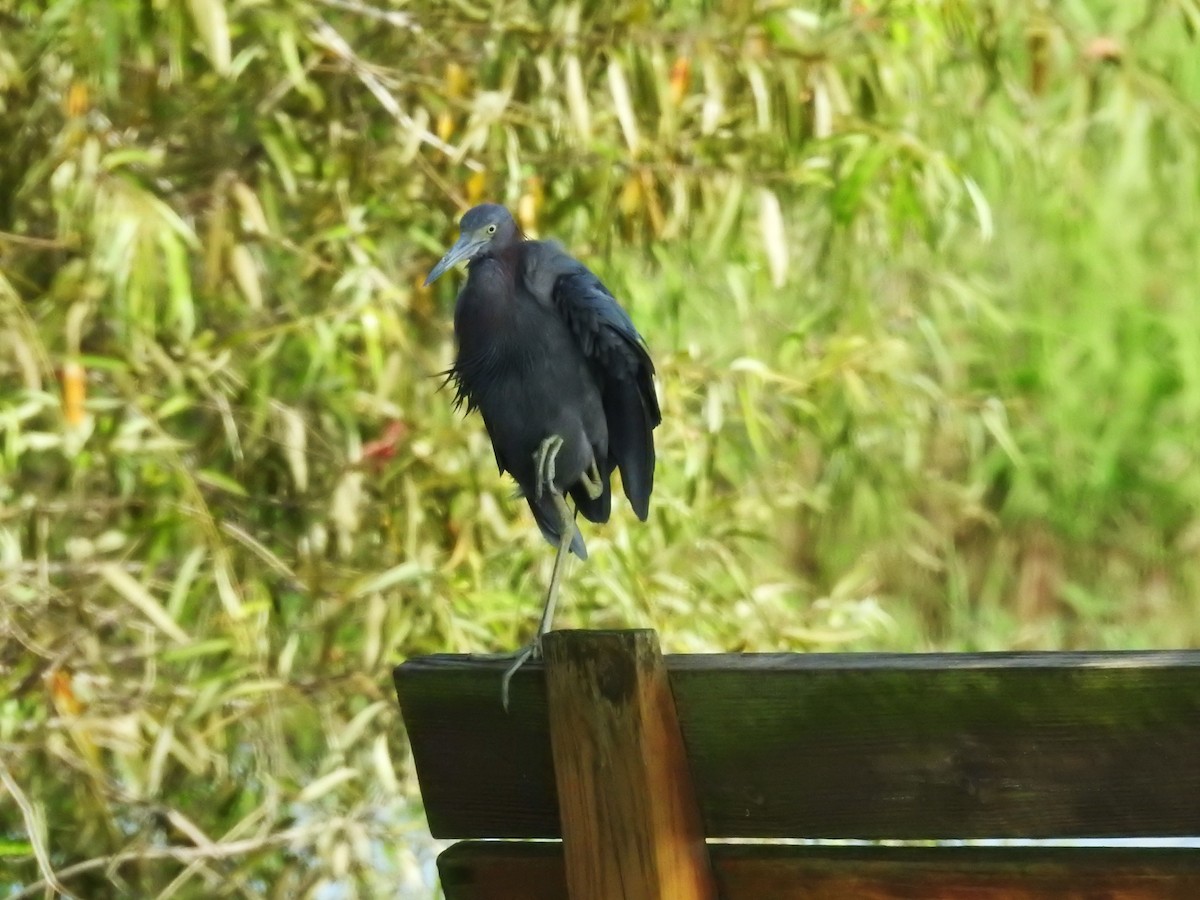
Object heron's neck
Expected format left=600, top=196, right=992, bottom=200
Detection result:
left=457, top=256, right=517, bottom=339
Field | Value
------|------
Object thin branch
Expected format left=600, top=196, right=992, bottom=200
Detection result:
left=0, top=229, right=74, bottom=249
left=314, top=0, right=420, bottom=31
left=9, top=822, right=334, bottom=900
left=220, top=520, right=303, bottom=590
left=0, top=760, right=76, bottom=899
left=308, top=18, right=483, bottom=172
left=152, top=810, right=219, bottom=900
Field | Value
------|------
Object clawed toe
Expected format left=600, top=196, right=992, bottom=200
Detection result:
left=500, top=641, right=540, bottom=711
left=533, top=435, right=564, bottom=501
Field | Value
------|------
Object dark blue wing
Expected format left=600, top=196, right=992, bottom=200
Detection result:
left=551, top=266, right=661, bottom=521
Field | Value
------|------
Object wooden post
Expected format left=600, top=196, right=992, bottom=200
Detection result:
left=542, top=629, right=717, bottom=900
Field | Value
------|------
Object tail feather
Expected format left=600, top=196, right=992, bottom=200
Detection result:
left=526, top=491, right=587, bottom=560
left=605, top=380, right=656, bottom=520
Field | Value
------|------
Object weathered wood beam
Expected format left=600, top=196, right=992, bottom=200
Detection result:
left=395, top=645, right=1200, bottom=840
left=437, top=842, right=1200, bottom=900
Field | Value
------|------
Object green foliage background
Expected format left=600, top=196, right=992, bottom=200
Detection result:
left=2, top=0, right=1199, bottom=895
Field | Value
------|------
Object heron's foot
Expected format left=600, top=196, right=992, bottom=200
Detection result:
left=579, top=458, right=603, bottom=501
left=499, top=640, right=541, bottom=711
left=532, top=435, right=564, bottom=501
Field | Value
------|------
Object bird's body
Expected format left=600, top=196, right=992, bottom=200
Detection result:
left=451, top=251, right=608, bottom=558
left=425, top=204, right=660, bottom=704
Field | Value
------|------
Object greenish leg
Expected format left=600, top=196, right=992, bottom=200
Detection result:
left=499, top=438, right=587, bottom=710
left=500, top=492, right=575, bottom=710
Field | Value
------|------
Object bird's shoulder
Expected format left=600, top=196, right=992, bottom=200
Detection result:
left=517, top=241, right=635, bottom=330
left=513, top=241, right=652, bottom=386
left=517, top=239, right=580, bottom=304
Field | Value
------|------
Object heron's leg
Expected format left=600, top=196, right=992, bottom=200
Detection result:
left=532, top=435, right=564, bottom=500
left=500, top=490, right=576, bottom=710
left=578, top=458, right=603, bottom=500
left=533, top=491, right=576, bottom=639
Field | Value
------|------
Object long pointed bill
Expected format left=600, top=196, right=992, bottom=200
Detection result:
left=424, top=234, right=478, bottom=285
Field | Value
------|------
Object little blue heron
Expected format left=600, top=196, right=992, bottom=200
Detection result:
left=425, top=203, right=661, bottom=705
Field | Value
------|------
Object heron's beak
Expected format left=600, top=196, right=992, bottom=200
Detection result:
left=424, top=233, right=479, bottom=286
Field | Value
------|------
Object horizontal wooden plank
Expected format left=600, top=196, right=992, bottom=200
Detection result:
left=394, top=643, right=1200, bottom=840
left=437, top=842, right=1200, bottom=900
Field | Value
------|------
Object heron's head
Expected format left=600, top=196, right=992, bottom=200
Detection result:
left=424, top=204, right=519, bottom=285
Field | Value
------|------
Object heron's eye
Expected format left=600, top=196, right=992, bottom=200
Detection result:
left=486, top=224, right=497, bottom=235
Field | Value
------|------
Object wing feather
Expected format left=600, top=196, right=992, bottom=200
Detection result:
left=547, top=263, right=661, bottom=520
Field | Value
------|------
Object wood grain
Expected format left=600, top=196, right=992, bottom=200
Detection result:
left=542, top=630, right=716, bottom=900
left=437, top=842, right=1200, bottom=900
left=394, top=645, right=1200, bottom=840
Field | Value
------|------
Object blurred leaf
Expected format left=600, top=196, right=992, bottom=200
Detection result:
left=298, top=767, right=360, bottom=803
left=758, top=188, right=788, bottom=288
left=608, top=58, right=640, bottom=153
left=229, top=244, right=263, bottom=310
left=187, top=0, right=232, bottom=74
left=348, top=562, right=430, bottom=599
left=565, top=54, right=591, bottom=139
left=99, top=564, right=191, bottom=644
left=196, top=469, right=248, bottom=496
